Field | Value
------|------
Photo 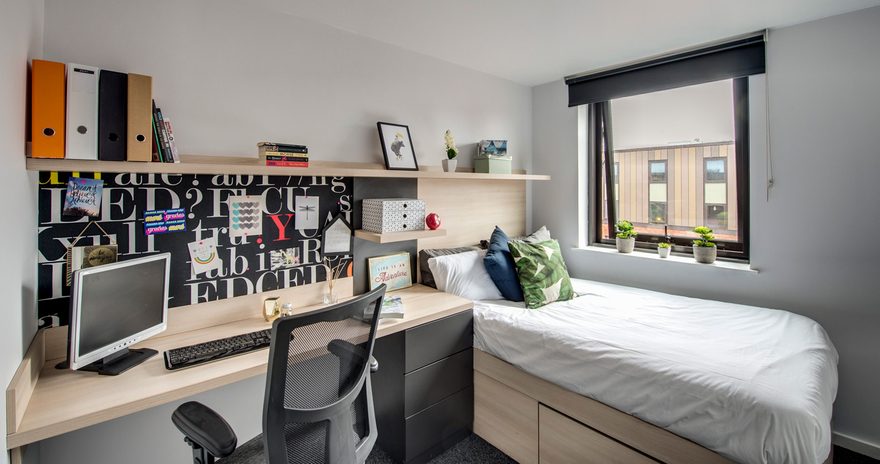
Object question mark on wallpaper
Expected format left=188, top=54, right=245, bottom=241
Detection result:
left=186, top=188, right=203, bottom=219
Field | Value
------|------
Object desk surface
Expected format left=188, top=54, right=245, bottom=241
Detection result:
left=6, top=284, right=472, bottom=449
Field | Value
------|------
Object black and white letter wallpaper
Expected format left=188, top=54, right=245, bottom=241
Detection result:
left=37, top=172, right=353, bottom=328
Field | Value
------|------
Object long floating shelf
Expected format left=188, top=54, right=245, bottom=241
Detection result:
left=355, top=229, right=447, bottom=244
left=25, top=155, right=551, bottom=181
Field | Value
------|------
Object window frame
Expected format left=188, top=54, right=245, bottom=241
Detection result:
left=592, top=78, right=750, bottom=260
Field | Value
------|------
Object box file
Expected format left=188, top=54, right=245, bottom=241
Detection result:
left=31, top=60, right=66, bottom=159
left=126, top=73, right=153, bottom=162
left=98, top=69, right=127, bottom=161
left=66, top=63, right=100, bottom=160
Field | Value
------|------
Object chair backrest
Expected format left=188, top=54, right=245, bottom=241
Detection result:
left=262, top=285, right=385, bottom=464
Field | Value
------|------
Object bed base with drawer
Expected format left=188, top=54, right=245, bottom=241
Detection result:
left=473, top=349, right=833, bottom=464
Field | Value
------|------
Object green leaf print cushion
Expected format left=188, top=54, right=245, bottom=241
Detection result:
left=507, top=239, right=574, bottom=309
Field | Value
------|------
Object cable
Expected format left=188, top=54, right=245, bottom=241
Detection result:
left=764, top=29, right=774, bottom=202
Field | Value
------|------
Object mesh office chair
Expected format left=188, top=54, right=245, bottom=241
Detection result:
left=172, top=285, right=386, bottom=464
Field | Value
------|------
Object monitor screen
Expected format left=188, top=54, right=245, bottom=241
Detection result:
left=73, top=254, right=169, bottom=362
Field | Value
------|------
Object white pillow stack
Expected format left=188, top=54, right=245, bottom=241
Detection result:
left=427, top=250, right=504, bottom=301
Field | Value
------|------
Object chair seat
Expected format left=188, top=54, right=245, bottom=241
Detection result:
left=220, top=435, right=265, bottom=464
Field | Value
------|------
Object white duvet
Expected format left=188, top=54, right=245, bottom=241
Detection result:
left=473, top=279, right=838, bottom=464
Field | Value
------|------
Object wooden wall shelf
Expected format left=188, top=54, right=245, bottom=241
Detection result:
left=355, top=228, right=447, bottom=244
left=25, top=155, right=551, bottom=181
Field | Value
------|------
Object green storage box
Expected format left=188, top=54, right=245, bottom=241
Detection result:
left=474, top=156, right=512, bottom=174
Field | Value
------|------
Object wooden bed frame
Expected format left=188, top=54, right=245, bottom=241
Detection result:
left=473, top=349, right=833, bottom=464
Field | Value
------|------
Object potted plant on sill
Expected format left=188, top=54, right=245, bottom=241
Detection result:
left=692, top=226, right=717, bottom=264
left=615, top=220, right=637, bottom=253
left=657, top=242, right=672, bottom=258
left=442, top=129, right=458, bottom=173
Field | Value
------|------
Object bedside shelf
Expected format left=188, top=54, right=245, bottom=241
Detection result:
left=354, top=229, right=447, bottom=244
left=25, top=155, right=551, bottom=181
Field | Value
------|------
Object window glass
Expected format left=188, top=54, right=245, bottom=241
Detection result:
left=649, top=161, right=667, bottom=183
left=597, top=79, right=745, bottom=251
left=705, top=158, right=726, bottom=182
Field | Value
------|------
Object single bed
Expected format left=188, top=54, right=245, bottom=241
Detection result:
left=472, top=278, right=838, bottom=464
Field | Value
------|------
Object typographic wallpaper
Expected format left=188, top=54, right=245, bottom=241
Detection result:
left=37, top=171, right=353, bottom=328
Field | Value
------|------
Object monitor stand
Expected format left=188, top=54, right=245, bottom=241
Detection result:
left=78, top=348, right=158, bottom=376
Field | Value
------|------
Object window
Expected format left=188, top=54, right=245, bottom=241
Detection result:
left=591, top=78, right=751, bottom=259
left=571, top=34, right=763, bottom=260
left=648, top=161, right=667, bottom=224
left=703, top=157, right=728, bottom=230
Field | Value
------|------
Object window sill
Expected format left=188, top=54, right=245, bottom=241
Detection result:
left=574, top=245, right=758, bottom=274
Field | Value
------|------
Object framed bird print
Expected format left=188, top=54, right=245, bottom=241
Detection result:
left=377, top=122, right=419, bottom=171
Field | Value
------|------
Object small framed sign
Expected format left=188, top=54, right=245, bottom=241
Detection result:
left=377, top=122, right=419, bottom=171
left=367, top=252, right=412, bottom=291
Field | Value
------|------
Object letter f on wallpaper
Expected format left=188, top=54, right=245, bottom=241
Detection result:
left=268, top=213, right=294, bottom=241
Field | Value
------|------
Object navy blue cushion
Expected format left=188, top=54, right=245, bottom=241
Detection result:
left=483, top=226, right=524, bottom=302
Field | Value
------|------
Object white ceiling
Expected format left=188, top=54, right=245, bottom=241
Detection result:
left=259, top=0, right=879, bottom=86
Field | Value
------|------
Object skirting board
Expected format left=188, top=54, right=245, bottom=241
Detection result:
left=834, top=432, right=880, bottom=460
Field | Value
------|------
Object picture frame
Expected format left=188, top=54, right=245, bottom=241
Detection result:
left=367, top=252, right=413, bottom=291
left=377, top=122, right=419, bottom=171
left=321, top=214, right=354, bottom=257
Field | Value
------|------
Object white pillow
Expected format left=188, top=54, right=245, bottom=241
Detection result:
left=427, top=250, right=504, bottom=300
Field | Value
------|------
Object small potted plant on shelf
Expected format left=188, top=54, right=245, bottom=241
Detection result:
left=692, top=226, right=717, bottom=264
left=615, top=220, right=637, bottom=253
left=442, top=129, right=458, bottom=173
left=657, top=242, right=672, bottom=258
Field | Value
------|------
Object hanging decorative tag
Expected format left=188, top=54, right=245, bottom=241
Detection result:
left=64, top=221, right=118, bottom=286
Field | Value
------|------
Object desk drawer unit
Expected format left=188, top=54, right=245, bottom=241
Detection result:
left=374, top=309, right=474, bottom=464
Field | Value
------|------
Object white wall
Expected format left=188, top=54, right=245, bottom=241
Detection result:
left=42, top=0, right=532, bottom=170
left=30, top=1, right=531, bottom=463
left=533, top=6, right=880, bottom=453
left=0, top=0, right=43, bottom=461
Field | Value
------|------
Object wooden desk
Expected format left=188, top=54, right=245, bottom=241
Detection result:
left=5, top=282, right=472, bottom=452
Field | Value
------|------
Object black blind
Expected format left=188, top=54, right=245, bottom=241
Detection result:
left=566, top=33, right=765, bottom=107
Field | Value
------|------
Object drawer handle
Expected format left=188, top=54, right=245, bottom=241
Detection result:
left=403, top=224, right=408, bottom=229
left=403, top=203, right=408, bottom=208
left=403, top=213, right=407, bottom=218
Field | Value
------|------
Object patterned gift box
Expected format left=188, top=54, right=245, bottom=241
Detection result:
left=362, top=198, right=426, bottom=233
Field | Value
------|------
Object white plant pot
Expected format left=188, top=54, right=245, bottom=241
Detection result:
left=658, top=247, right=671, bottom=258
left=442, top=158, right=458, bottom=173
left=616, top=237, right=635, bottom=253
left=692, top=245, right=717, bottom=264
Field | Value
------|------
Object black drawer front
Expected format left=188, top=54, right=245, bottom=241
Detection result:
left=405, top=310, right=473, bottom=373
left=405, top=348, right=473, bottom=417
left=405, top=386, right=474, bottom=461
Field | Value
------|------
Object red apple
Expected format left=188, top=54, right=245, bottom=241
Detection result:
left=425, top=212, right=441, bottom=230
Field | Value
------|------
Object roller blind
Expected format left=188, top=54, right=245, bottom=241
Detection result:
left=565, top=32, right=765, bottom=107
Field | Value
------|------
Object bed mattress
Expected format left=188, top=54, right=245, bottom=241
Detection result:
left=473, top=279, right=838, bottom=464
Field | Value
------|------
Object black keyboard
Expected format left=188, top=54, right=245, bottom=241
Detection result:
left=164, top=329, right=272, bottom=370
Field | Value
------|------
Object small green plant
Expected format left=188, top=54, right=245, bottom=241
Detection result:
left=615, top=220, right=637, bottom=239
left=658, top=242, right=672, bottom=249
left=692, top=226, right=716, bottom=247
left=444, top=129, right=458, bottom=160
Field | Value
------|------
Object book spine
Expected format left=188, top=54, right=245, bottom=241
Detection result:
left=259, top=145, right=308, bottom=154
left=266, top=160, right=309, bottom=167
left=155, top=107, right=174, bottom=163
left=263, top=152, right=309, bottom=160
left=151, top=100, right=166, bottom=162
left=163, top=117, right=181, bottom=163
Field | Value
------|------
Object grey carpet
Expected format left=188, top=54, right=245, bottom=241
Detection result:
left=366, top=434, right=515, bottom=464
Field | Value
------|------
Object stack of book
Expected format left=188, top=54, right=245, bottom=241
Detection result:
left=363, top=295, right=404, bottom=321
left=152, top=100, right=180, bottom=163
left=258, top=142, right=309, bottom=167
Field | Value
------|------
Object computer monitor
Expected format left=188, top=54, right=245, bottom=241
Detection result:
left=68, top=253, right=170, bottom=375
